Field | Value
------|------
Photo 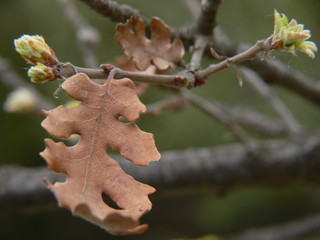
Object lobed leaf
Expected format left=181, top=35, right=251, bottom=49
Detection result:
left=41, top=73, right=160, bottom=235
left=115, top=17, right=185, bottom=71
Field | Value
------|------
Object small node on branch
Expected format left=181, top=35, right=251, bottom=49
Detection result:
left=100, top=63, right=115, bottom=75
left=173, top=76, right=188, bottom=86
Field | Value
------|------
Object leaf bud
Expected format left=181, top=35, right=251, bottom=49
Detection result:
left=272, top=10, right=317, bottom=58
left=14, top=34, right=59, bottom=66
left=28, top=63, right=57, bottom=83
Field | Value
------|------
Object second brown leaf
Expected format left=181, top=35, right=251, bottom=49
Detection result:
left=115, top=17, right=185, bottom=71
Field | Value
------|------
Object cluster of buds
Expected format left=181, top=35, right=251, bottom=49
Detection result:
left=14, top=35, right=59, bottom=83
left=272, top=10, right=318, bottom=58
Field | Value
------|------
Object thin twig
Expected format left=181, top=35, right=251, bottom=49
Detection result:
left=189, top=35, right=210, bottom=71
left=60, top=63, right=193, bottom=87
left=241, top=67, right=302, bottom=134
left=56, top=0, right=101, bottom=68
left=196, top=37, right=272, bottom=81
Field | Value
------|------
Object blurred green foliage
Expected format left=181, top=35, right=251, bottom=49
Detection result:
left=1, top=0, right=320, bottom=240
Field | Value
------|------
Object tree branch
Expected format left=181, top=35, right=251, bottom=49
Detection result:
left=1, top=133, right=320, bottom=213
left=78, top=0, right=146, bottom=23
left=59, top=36, right=272, bottom=88
left=60, top=63, right=193, bottom=87
left=189, top=35, right=211, bottom=71
left=196, top=37, right=272, bottom=81
left=196, top=0, right=222, bottom=36
left=222, top=214, right=320, bottom=240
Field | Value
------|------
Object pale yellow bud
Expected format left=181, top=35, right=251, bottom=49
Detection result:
left=272, top=10, right=317, bottom=58
left=14, top=34, right=58, bottom=66
left=28, top=63, right=57, bottom=83
left=3, top=88, right=37, bottom=113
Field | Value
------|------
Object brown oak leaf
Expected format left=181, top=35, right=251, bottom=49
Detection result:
left=115, top=17, right=185, bottom=71
left=40, top=73, right=161, bottom=235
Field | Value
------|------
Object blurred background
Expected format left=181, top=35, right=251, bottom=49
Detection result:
left=1, top=0, right=320, bottom=239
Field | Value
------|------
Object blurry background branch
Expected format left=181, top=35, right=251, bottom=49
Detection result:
left=1, top=133, right=320, bottom=213
left=79, top=0, right=146, bottom=23
left=57, top=0, right=101, bottom=68
left=221, top=214, right=320, bottom=240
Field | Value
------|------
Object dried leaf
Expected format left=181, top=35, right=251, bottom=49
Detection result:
left=115, top=17, right=185, bottom=71
left=41, top=73, right=160, bottom=235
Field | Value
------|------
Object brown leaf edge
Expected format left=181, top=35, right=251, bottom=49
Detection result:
left=40, top=73, right=161, bottom=235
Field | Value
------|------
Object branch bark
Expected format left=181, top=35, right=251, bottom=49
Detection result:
left=196, top=38, right=272, bottom=80
left=79, top=0, right=146, bottom=23
left=222, top=214, right=320, bottom=240
left=196, top=0, right=222, bottom=36
left=1, top=133, right=320, bottom=213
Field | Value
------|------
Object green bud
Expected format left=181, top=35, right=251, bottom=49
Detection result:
left=272, top=10, right=317, bottom=58
left=28, top=63, right=57, bottom=83
left=14, top=34, right=58, bottom=66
